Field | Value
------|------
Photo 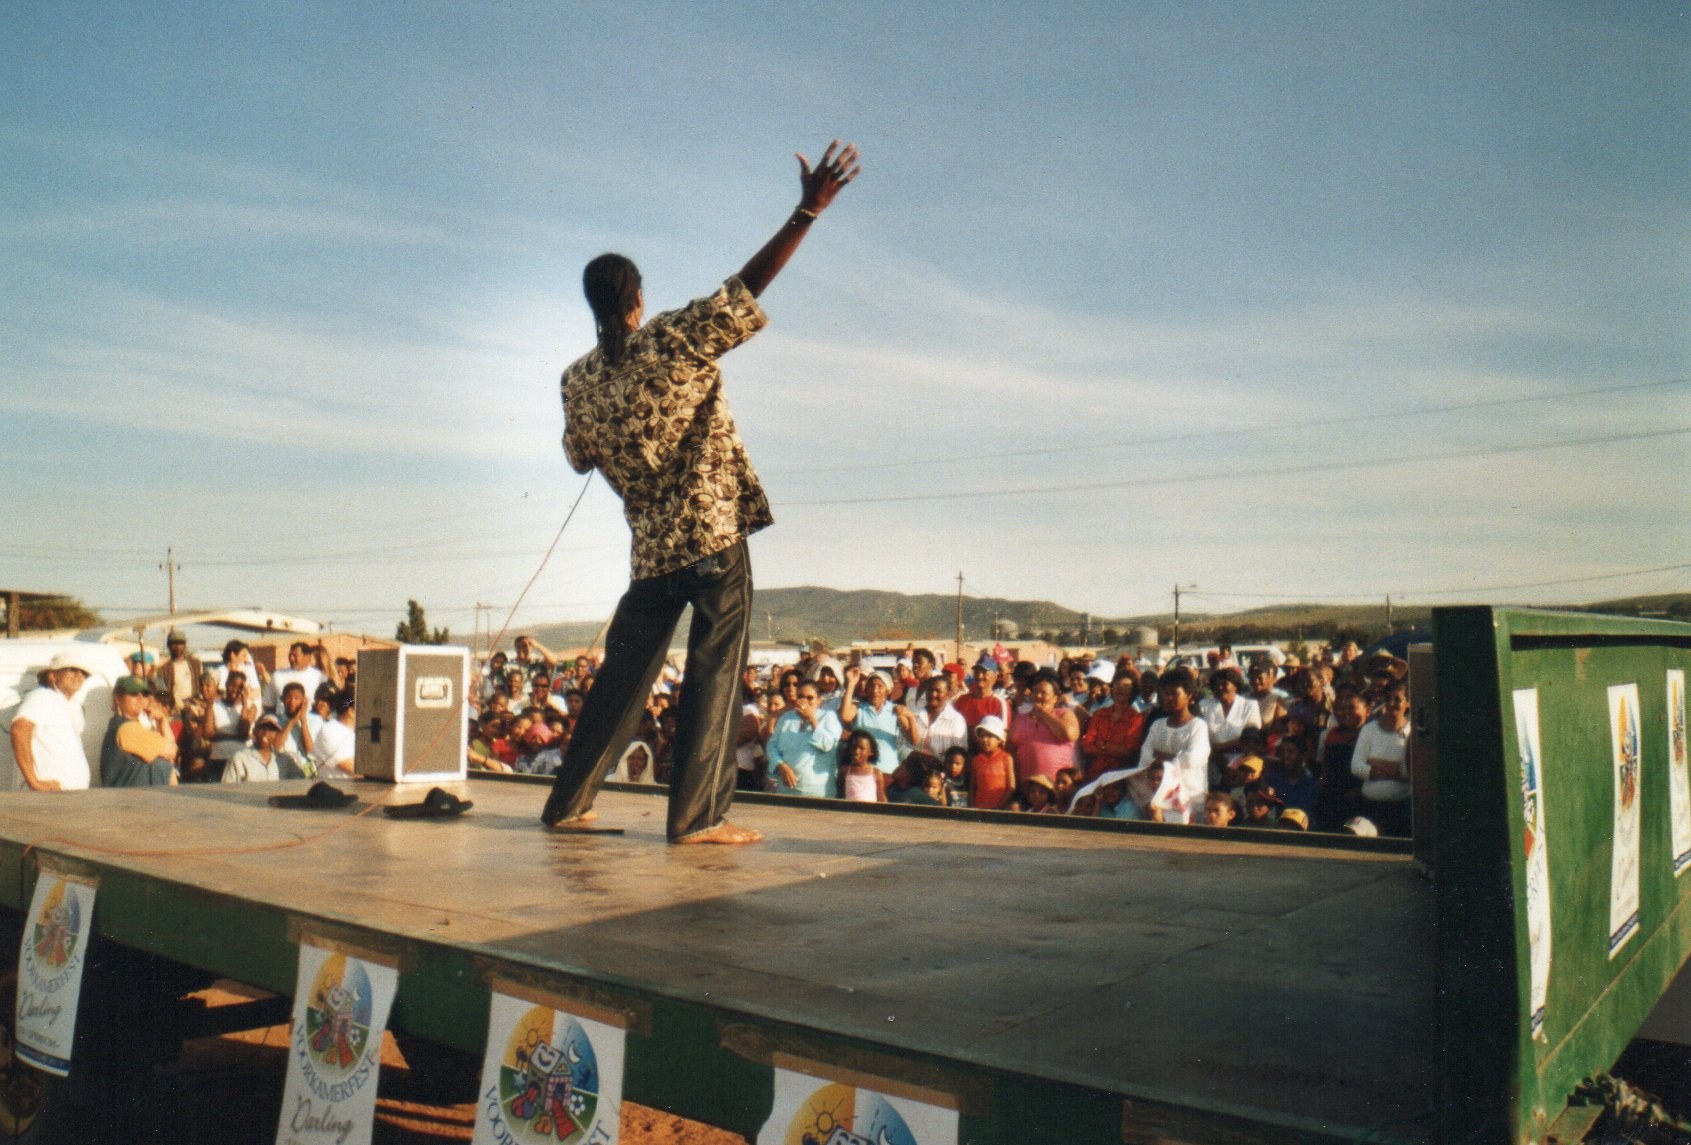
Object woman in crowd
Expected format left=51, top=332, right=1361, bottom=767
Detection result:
left=1351, top=683, right=1412, bottom=836
left=1198, top=668, right=1260, bottom=783
left=837, top=665, right=914, bottom=774
left=1137, top=666, right=1210, bottom=813
left=1079, top=670, right=1148, bottom=781
left=1247, top=661, right=1285, bottom=731
left=768, top=681, right=843, bottom=797
left=1008, top=668, right=1081, bottom=784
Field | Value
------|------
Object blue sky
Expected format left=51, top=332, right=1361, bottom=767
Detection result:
left=3, top=3, right=1686, bottom=639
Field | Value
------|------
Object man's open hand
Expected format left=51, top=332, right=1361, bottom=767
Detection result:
left=797, top=140, right=862, bottom=214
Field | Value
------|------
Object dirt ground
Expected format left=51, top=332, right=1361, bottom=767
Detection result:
left=154, top=984, right=747, bottom=1145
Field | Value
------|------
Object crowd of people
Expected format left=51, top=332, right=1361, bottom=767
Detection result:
left=10, top=626, right=1413, bottom=836
left=9, top=632, right=363, bottom=791
left=468, top=635, right=1416, bottom=838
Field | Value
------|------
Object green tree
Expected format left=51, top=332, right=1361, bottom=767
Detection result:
left=8, top=595, right=101, bottom=632
left=395, top=599, right=450, bottom=645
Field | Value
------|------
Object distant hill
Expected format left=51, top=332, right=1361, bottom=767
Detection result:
left=514, top=586, right=1689, bottom=654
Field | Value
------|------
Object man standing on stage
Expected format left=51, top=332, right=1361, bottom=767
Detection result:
left=541, top=139, right=861, bottom=844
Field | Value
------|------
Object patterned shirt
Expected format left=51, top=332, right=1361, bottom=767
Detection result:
left=562, top=276, right=774, bottom=579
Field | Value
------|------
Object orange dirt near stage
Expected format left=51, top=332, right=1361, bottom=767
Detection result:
left=159, top=986, right=746, bottom=1144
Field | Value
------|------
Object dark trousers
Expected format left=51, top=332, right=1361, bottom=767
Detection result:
left=541, top=540, right=752, bottom=839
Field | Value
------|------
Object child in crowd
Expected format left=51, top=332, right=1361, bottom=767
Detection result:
left=889, top=751, right=945, bottom=805
left=1315, top=690, right=1370, bottom=830
left=1201, top=792, right=1237, bottom=827
left=614, top=740, right=656, bottom=784
left=1126, top=760, right=1187, bottom=822
left=1019, top=774, right=1056, bottom=813
left=840, top=730, right=888, bottom=803
left=968, top=716, right=1017, bottom=811
left=1051, top=766, right=1081, bottom=814
left=1266, top=736, right=1320, bottom=819
left=941, top=747, right=970, bottom=808
left=1096, top=771, right=1138, bottom=820
left=1278, top=807, right=1310, bottom=831
left=1241, top=784, right=1280, bottom=828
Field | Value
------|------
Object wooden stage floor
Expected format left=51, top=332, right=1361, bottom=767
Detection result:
left=0, top=778, right=1434, bottom=1142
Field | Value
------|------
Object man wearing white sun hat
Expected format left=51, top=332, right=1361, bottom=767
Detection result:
left=10, top=650, right=102, bottom=791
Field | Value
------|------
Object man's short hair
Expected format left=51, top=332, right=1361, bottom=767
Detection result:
left=282, top=682, right=306, bottom=697
left=222, top=639, right=247, bottom=663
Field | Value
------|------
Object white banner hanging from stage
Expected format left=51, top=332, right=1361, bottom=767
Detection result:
left=1513, top=688, right=1552, bottom=1041
left=473, top=985, right=626, bottom=1145
left=14, top=870, right=98, bottom=1076
left=757, top=1058, right=959, bottom=1145
left=276, top=939, right=399, bottom=1145
left=1608, top=683, right=1643, bottom=958
left=1668, top=669, right=1690, bottom=877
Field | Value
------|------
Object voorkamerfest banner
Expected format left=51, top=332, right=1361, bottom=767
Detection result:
left=14, top=871, right=98, bottom=1076
left=474, top=988, right=625, bottom=1145
left=757, top=1064, right=958, bottom=1145
left=1608, top=683, right=1644, bottom=959
left=276, top=940, right=398, bottom=1145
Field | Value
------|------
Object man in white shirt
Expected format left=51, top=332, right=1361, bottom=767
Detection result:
left=9, top=651, right=98, bottom=791
left=910, top=675, right=970, bottom=758
left=215, top=640, right=266, bottom=700
left=312, top=691, right=358, bottom=778
left=268, top=642, right=326, bottom=717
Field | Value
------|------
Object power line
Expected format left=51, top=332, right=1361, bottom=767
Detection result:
left=1184, top=560, right=1691, bottom=603
left=764, top=376, right=1690, bottom=476
left=778, top=425, right=1691, bottom=507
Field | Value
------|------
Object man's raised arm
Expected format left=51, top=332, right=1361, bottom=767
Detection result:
left=737, top=140, right=862, bottom=298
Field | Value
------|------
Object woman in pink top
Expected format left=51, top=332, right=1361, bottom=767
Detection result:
left=1009, top=669, right=1081, bottom=783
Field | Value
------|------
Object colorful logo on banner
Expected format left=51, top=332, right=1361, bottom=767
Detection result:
left=1668, top=670, right=1691, bottom=876
left=474, top=991, right=624, bottom=1145
left=1608, top=683, right=1643, bottom=958
left=278, top=943, right=397, bottom=1145
left=781, top=1083, right=920, bottom=1145
left=1512, top=689, right=1552, bottom=1041
left=30, top=881, right=80, bottom=972
left=305, top=956, right=375, bottom=1074
left=14, top=873, right=97, bottom=1077
left=758, top=1067, right=957, bottom=1145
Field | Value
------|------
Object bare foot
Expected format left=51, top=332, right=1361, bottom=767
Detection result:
left=548, top=809, right=623, bottom=834
left=672, top=821, right=763, bottom=845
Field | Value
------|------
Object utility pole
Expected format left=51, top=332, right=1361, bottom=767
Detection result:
left=992, top=611, right=1001, bottom=642
left=955, top=571, right=965, bottom=664
left=766, top=612, right=774, bottom=642
left=160, top=547, right=180, bottom=614
left=1386, top=594, right=1394, bottom=632
left=1172, top=583, right=1196, bottom=658
left=472, top=602, right=490, bottom=659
